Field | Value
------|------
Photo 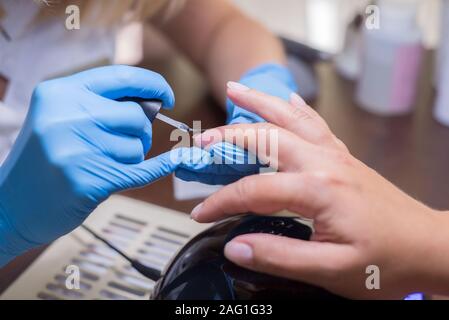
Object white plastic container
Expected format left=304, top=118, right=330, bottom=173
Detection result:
left=335, top=14, right=363, bottom=80
left=434, top=0, right=449, bottom=126
left=356, top=0, right=423, bottom=116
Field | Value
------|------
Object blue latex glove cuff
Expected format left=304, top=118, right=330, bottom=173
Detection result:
left=226, top=63, right=298, bottom=124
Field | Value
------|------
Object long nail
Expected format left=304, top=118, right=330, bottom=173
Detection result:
left=224, top=241, right=253, bottom=264
left=290, top=92, right=307, bottom=107
left=227, top=81, right=250, bottom=92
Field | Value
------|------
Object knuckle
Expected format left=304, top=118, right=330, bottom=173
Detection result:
left=314, top=129, right=334, bottom=145
left=32, top=119, right=51, bottom=138
left=32, top=117, right=58, bottom=141
left=289, top=108, right=335, bottom=144
left=291, top=106, right=313, bottom=123
left=306, top=171, right=345, bottom=189
left=113, top=65, right=134, bottom=81
left=32, top=80, right=62, bottom=101
left=330, top=149, right=355, bottom=166
left=259, top=122, right=278, bottom=132
left=332, top=135, right=349, bottom=151
left=322, top=173, right=345, bottom=188
left=318, top=147, right=354, bottom=168
left=236, top=177, right=253, bottom=211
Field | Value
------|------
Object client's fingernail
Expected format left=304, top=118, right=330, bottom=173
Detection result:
left=194, top=129, right=218, bottom=148
left=290, top=92, right=307, bottom=107
left=191, top=202, right=203, bottom=220
left=227, top=81, right=250, bottom=92
left=224, top=242, right=253, bottom=264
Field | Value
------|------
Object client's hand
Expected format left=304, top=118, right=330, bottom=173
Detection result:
left=189, top=82, right=449, bottom=299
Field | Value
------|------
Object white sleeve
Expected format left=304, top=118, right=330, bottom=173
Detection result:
left=0, top=101, right=24, bottom=134
left=0, top=102, right=24, bottom=165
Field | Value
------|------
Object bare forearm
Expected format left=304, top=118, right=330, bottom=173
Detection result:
left=204, top=10, right=286, bottom=103
left=415, top=211, right=449, bottom=296
left=155, top=0, right=286, bottom=105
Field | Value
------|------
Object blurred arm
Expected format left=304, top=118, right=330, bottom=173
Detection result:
left=154, top=0, right=286, bottom=105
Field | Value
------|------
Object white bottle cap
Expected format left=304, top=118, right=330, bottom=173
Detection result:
left=377, top=0, right=419, bottom=35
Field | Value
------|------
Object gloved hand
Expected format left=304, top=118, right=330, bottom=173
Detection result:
left=0, top=65, right=207, bottom=266
left=176, top=63, right=298, bottom=185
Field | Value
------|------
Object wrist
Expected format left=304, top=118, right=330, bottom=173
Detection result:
left=402, top=209, right=449, bottom=296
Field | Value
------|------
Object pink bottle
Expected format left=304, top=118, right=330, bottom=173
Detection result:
left=356, top=0, right=423, bottom=116
left=434, top=0, right=449, bottom=127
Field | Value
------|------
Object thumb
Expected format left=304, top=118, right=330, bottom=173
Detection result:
left=122, top=147, right=211, bottom=189
left=224, top=233, right=355, bottom=289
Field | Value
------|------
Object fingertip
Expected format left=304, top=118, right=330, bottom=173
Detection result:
left=224, top=240, right=254, bottom=265
left=189, top=199, right=215, bottom=223
left=227, top=81, right=250, bottom=93
left=161, top=88, right=175, bottom=109
left=146, top=71, right=174, bottom=109
left=190, top=202, right=203, bottom=221
left=226, top=81, right=251, bottom=106
left=290, top=92, right=307, bottom=107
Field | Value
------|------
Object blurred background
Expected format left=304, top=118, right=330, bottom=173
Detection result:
left=233, top=0, right=441, bottom=52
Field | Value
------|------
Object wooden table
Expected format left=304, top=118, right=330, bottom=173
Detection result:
left=1, top=51, right=449, bottom=295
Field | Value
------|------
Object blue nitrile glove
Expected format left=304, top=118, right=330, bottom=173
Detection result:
left=0, top=65, right=208, bottom=266
left=176, top=63, right=297, bottom=185
left=176, top=142, right=263, bottom=185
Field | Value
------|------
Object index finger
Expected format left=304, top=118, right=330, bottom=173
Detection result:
left=227, top=82, right=337, bottom=148
left=195, top=122, right=315, bottom=172
left=191, top=172, right=331, bottom=223
left=68, top=65, right=175, bottom=108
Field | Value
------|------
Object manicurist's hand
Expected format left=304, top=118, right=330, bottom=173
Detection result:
left=0, top=66, right=206, bottom=266
left=189, top=82, right=449, bottom=299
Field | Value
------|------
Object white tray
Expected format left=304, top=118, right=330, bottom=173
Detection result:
left=1, top=195, right=210, bottom=300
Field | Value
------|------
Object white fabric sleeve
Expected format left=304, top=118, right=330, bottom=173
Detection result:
left=0, top=102, right=24, bottom=165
